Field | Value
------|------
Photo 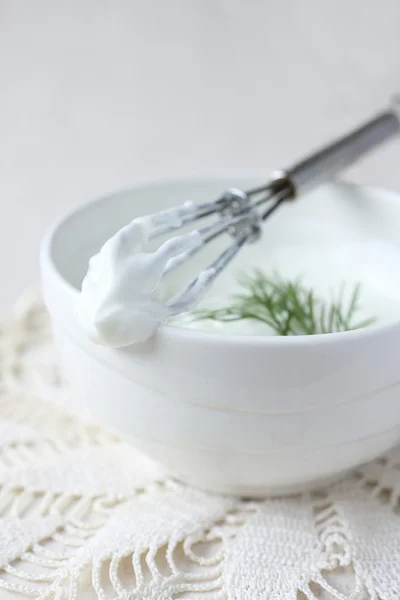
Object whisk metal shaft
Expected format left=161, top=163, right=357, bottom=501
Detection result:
left=159, top=97, right=400, bottom=308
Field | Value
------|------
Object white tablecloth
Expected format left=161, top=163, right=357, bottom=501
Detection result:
left=0, top=292, right=399, bottom=600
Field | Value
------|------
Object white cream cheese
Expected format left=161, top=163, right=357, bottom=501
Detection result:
left=75, top=183, right=400, bottom=346
left=75, top=204, right=212, bottom=347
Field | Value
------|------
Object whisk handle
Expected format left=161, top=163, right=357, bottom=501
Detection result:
left=286, top=98, right=400, bottom=196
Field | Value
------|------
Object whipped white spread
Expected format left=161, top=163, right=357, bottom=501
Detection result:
left=75, top=185, right=400, bottom=344
left=75, top=203, right=212, bottom=347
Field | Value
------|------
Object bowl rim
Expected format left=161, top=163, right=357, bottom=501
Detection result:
left=41, top=173, right=400, bottom=348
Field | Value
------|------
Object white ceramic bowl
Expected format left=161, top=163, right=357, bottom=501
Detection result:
left=41, top=176, right=400, bottom=497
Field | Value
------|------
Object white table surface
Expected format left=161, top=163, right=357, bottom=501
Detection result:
left=1, top=0, right=400, bottom=318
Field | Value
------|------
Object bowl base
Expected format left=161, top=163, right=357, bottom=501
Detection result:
left=172, top=471, right=350, bottom=499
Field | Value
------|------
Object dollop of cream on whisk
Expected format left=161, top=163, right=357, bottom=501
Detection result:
left=75, top=204, right=208, bottom=347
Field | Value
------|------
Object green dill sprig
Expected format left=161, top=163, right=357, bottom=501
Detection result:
left=194, top=270, right=375, bottom=336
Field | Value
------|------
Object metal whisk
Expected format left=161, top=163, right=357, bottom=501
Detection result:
left=149, top=98, right=400, bottom=311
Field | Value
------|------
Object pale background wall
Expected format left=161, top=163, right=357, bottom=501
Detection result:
left=1, top=0, right=400, bottom=313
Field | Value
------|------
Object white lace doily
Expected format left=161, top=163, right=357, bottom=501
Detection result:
left=0, top=292, right=400, bottom=600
